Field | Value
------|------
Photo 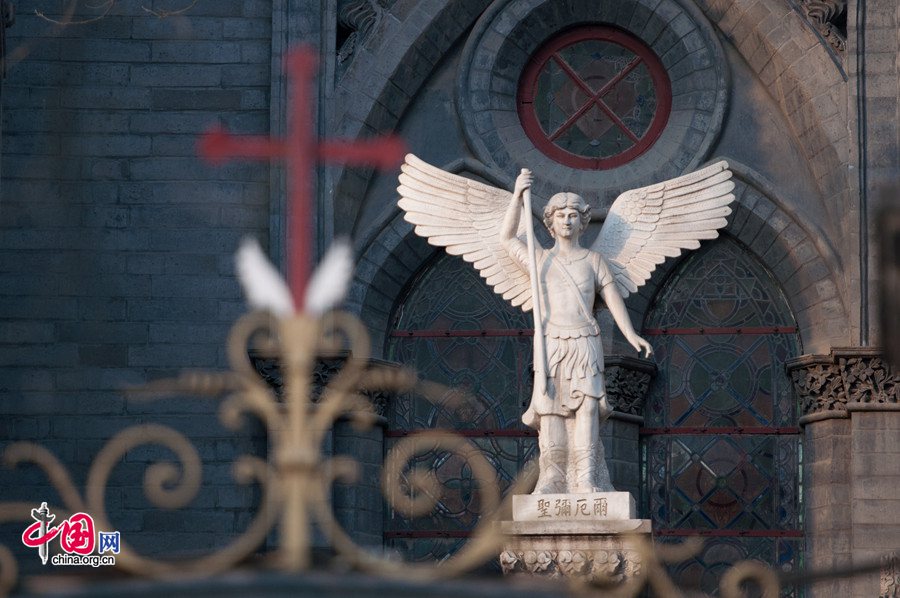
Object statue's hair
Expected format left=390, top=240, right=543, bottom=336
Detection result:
left=542, top=192, right=591, bottom=237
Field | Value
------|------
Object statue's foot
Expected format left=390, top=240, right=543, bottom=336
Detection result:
left=532, top=447, right=567, bottom=494
left=533, top=478, right=567, bottom=494
left=572, top=481, right=615, bottom=493
left=572, top=447, right=615, bottom=493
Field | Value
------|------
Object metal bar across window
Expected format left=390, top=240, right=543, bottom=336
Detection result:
left=391, top=326, right=800, bottom=337
left=654, top=529, right=804, bottom=538
left=642, top=326, right=798, bottom=335
left=390, top=329, right=534, bottom=338
left=385, top=429, right=537, bottom=438
left=640, top=426, right=801, bottom=435
left=384, top=531, right=472, bottom=539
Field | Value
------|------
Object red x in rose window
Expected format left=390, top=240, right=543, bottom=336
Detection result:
left=517, top=26, right=672, bottom=170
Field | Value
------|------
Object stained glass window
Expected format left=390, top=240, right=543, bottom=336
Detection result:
left=517, top=25, right=671, bottom=169
left=385, top=253, right=536, bottom=562
left=642, top=238, right=803, bottom=596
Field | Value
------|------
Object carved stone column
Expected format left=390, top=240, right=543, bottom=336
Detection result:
left=883, top=553, right=900, bottom=598
left=605, top=355, right=656, bottom=421
left=603, top=356, right=656, bottom=498
left=787, top=348, right=900, bottom=598
left=787, top=347, right=900, bottom=424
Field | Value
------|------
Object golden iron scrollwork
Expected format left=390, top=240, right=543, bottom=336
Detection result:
left=0, top=308, right=885, bottom=596
left=0, top=309, right=536, bottom=591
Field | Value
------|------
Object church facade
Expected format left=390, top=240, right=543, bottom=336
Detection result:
left=1, top=1, right=897, bottom=596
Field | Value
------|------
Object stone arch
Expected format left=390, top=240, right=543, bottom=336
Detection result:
left=346, top=211, right=431, bottom=358
left=692, top=0, right=851, bottom=237
left=331, top=0, right=492, bottom=233
left=334, top=0, right=855, bottom=341
left=332, top=0, right=851, bottom=237
left=631, top=159, right=849, bottom=354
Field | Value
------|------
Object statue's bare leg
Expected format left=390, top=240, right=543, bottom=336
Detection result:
left=572, top=398, right=614, bottom=493
left=532, top=414, right=567, bottom=494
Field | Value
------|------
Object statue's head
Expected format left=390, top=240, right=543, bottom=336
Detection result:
left=543, top=192, right=591, bottom=238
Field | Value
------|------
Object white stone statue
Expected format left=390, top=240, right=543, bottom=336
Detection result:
left=397, top=155, right=734, bottom=495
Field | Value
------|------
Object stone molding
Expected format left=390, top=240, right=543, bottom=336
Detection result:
left=605, top=355, right=656, bottom=420
left=787, top=348, right=900, bottom=424
left=500, top=547, right=642, bottom=581
left=499, top=518, right=651, bottom=583
left=797, top=0, right=847, bottom=53
left=336, top=0, right=391, bottom=69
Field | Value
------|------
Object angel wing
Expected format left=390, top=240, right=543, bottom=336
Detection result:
left=591, top=161, right=735, bottom=298
left=397, top=154, right=534, bottom=311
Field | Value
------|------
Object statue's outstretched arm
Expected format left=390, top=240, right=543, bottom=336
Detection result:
left=601, top=284, right=653, bottom=358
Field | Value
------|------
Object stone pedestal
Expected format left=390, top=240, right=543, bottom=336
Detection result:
left=499, top=493, right=651, bottom=583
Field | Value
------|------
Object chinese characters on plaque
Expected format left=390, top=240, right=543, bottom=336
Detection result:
left=536, top=497, right=608, bottom=519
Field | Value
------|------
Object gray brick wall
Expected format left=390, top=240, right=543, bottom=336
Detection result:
left=855, top=0, right=900, bottom=347
left=804, top=418, right=853, bottom=597
left=849, top=411, right=900, bottom=598
left=0, top=1, right=272, bottom=570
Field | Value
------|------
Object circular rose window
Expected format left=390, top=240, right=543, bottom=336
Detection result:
left=517, top=26, right=672, bottom=170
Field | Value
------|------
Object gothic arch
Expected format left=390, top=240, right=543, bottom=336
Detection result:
left=335, top=0, right=856, bottom=344
left=333, top=0, right=852, bottom=241
left=331, top=0, right=492, bottom=233
left=346, top=212, right=431, bottom=358
left=692, top=0, right=852, bottom=239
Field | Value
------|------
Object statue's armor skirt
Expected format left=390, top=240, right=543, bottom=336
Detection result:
left=539, top=322, right=606, bottom=417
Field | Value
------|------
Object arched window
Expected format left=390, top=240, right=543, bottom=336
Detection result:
left=641, top=238, right=803, bottom=593
left=384, top=253, right=536, bottom=561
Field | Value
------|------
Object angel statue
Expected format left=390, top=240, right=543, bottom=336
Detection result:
left=397, top=156, right=735, bottom=495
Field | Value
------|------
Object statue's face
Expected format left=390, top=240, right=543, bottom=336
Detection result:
left=544, top=192, right=590, bottom=239
left=551, top=207, right=583, bottom=239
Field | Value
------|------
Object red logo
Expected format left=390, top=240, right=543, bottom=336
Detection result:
left=21, top=519, right=60, bottom=548
left=22, top=511, right=96, bottom=555
left=58, top=513, right=96, bottom=555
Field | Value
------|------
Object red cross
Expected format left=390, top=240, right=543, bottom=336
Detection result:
left=199, top=46, right=406, bottom=309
